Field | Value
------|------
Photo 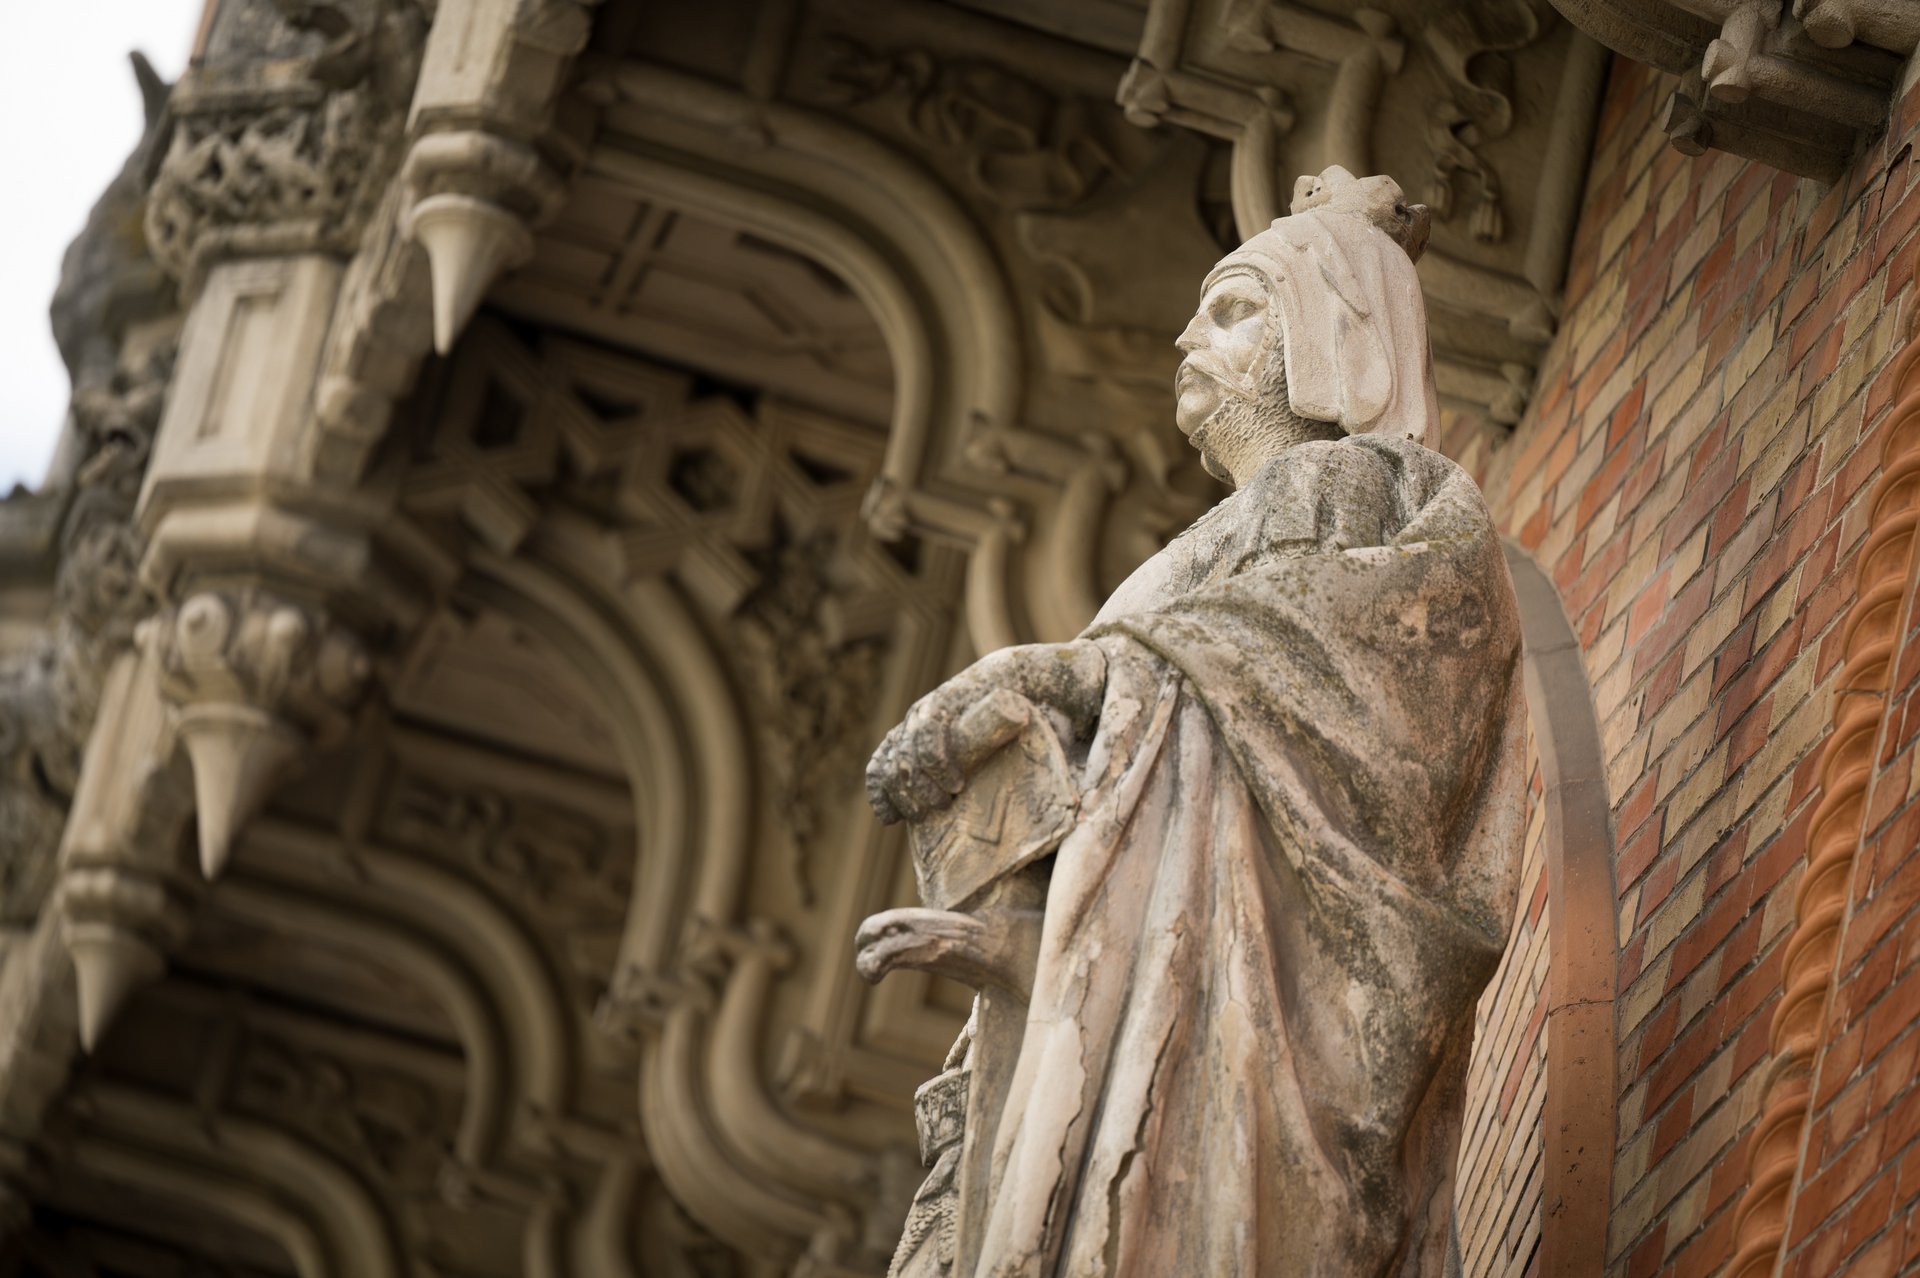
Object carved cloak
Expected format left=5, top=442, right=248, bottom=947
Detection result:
left=972, top=434, right=1526, bottom=1277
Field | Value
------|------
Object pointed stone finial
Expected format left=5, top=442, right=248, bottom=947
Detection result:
left=59, top=867, right=189, bottom=1052
left=408, top=193, right=533, bottom=355
left=176, top=703, right=304, bottom=879
left=68, top=925, right=164, bottom=1052
left=143, top=591, right=372, bottom=881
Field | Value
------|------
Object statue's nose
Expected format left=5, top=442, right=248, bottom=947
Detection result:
left=1175, top=313, right=1208, bottom=352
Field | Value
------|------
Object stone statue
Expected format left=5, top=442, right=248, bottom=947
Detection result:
left=859, top=166, right=1527, bottom=1278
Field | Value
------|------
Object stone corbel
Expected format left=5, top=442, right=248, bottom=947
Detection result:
left=1796, top=0, right=1920, bottom=50
left=1551, top=0, right=1911, bottom=181
left=396, top=0, right=596, bottom=357
left=1659, top=70, right=1859, bottom=183
left=142, top=591, right=371, bottom=880
left=58, top=868, right=191, bottom=1053
left=1700, top=3, right=1886, bottom=128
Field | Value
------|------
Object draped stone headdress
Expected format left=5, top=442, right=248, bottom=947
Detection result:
left=1203, top=166, right=1440, bottom=450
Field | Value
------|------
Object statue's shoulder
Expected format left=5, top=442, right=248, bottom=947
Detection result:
left=1238, top=435, right=1481, bottom=554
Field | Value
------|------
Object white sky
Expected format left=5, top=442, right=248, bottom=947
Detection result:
left=0, top=1, right=203, bottom=492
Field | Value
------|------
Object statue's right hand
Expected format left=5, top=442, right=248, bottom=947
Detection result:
left=866, top=684, right=1034, bottom=825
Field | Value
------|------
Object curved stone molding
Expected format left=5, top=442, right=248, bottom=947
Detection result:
left=563, top=68, right=1044, bottom=651
left=70, top=1082, right=407, bottom=1278
left=1552, top=0, right=1914, bottom=181
left=1504, top=542, right=1619, bottom=1278
left=583, top=60, right=1021, bottom=501
left=1726, top=326, right=1920, bottom=1278
left=469, top=552, right=889, bottom=1263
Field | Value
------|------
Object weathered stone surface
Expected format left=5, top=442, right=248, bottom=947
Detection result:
left=862, top=168, right=1528, bottom=1276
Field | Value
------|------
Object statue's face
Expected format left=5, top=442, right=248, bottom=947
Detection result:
left=1175, top=269, right=1283, bottom=482
left=1175, top=271, right=1273, bottom=439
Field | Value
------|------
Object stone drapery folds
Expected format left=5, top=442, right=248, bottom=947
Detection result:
left=861, top=171, right=1528, bottom=1277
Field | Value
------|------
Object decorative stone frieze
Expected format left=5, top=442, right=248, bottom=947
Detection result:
left=144, top=0, right=427, bottom=294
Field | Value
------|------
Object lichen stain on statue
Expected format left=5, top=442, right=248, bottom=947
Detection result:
left=858, top=167, right=1527, bottom=1278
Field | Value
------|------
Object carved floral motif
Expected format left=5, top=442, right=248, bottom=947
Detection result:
left=735, top=527, right=887, bottom=905
left=145, top=0, right=426, bottom=284
left=230, top=1030, right=444, bottom=1193
left=821, top=37, right=1159, bottom=212
left=1419, top=0, right=1548, bottom=244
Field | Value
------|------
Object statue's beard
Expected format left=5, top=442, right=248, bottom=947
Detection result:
left=1186, top=355, right=1341, bottom=485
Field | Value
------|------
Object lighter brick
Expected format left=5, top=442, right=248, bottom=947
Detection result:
left=1733, top=193, right=1768, bottom=256
left=1685, top=590, right=1744, bottom=676
left=1644, top=869, right=1708, bottom=961
left=1728, top=308, right=1778, bottom=389
left=1619, top=885, right=1641, bottom=948
left=1589, top=490, right=1623, bottom=546
left=1679, top=953, right=1721, bottom=1024
left=1587, top=619, right=1627, bottom=687
left=1609, top=726, right=1652, bottom=804
left=1651, top=670, right=1712, bottom=762
left=1675, top=787, right=1738, bottom=878
left=1756, top=566, right=1802, bottom=645
left=1668, top=740, right=1729, bottom=831
left=1649, top=349, right=1712, bottom=441
left=1670, top=524, right=1708, bottom=592
left=1619, top=949, right=1674, bottom=1038
left=1600, top=171, right=1652, bottom=265
left=1656, top=716, right=1716, bottom=803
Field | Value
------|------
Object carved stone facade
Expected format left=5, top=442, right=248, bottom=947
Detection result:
left=5, top=0, right=1920, bottom=1275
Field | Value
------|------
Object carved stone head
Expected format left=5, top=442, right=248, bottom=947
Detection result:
left=1175, top=166, right=1439, bottom=482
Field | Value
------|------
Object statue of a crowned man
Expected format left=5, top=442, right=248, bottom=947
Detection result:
left=860, top=167, right=1527, bottom=1278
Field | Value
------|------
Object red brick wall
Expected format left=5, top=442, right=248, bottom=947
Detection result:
left=1456, top=747, right=1550, bottom=1278
left=1463, top=53, right=1920, bottom=1278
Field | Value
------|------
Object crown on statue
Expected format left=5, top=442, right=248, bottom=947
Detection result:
left=1288, top=165, right=1431, bottom=264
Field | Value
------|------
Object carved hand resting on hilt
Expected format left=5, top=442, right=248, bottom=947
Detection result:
left=864, top=640, right=1105, bottom=824
left=858, top=641, right=1104, bottom=996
